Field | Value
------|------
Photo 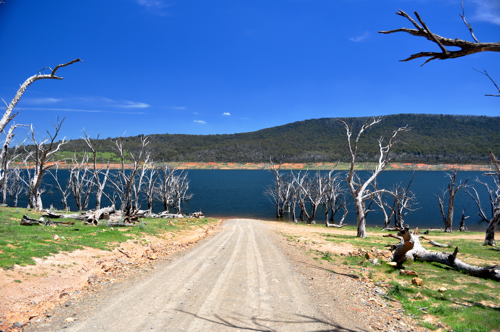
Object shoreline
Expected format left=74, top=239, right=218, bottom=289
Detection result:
left=13, top=161, right=495, bottom=171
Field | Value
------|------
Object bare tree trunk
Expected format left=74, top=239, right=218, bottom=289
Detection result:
left=437, top=170, right=469, bottom=233
left=340, top=117, right=409, bottom=238
left=24, top=118, right=68, bottom=211
left=484, top=207, right=500, bottom=246
left=354, top=199, right=367, bottom=237
left=484, top=151, right=500, bottom=246
left=459, top=209, right=469, bottom=232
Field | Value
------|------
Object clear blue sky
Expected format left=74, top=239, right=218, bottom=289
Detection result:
left=0, top=0, right=499, bottom=141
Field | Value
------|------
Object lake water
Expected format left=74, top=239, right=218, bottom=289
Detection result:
left=8, top=170, right=495, bottom=231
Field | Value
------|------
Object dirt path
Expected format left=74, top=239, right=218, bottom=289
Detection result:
left=26, top=219, right=422, bottom=332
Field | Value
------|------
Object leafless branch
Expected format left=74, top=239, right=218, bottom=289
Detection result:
left=473, top=69, right=500, bottom=97
left=379, top=10, right=500, bottom=66
left=460, top=1, right=479, bottom=43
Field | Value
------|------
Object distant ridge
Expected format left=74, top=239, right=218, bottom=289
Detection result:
left=60, top=114, right=500, bottom=164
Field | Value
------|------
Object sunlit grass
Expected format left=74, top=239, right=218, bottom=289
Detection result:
left=0, top=206, right=218, bottom=269
left=279, top=221, right=500, bottom=331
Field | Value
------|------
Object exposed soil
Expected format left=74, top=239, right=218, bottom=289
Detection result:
left=0, top=220, right=222, bottom=331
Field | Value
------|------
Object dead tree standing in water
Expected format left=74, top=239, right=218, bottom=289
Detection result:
left=107, top=136, right=149, bottom=211
left=132, top=158, right=159, bottom=214
left=23, top=118, right=68, bottom=210
left=69, top=154, right=95, bottom=211
left=266, top=158, right=286, bottom=218
left=83, top=131, right=110, bottom=210
left=323, top=170, right=347, bottom=226
left=437, top=170, right=469, bottom=233
left=1, top=59, right=81, bottom=206
left=484, top=151, right=500, bottom=246
left=340, top=117, right=409, bottom=238
left=49, top=162, right=71, bottom=210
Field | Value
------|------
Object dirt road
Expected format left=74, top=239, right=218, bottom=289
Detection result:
left=34, top=219, right=379, bottom=331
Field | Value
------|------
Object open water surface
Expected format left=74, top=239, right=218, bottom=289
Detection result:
left=8, top=170, right=495, bottom=231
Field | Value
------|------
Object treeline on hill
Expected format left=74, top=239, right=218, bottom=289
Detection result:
left=57, top=114, right=500, bottom=164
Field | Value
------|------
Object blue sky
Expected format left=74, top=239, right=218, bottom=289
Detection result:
left=0, top=0, right=499, bottom=141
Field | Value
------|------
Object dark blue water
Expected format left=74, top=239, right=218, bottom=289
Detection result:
left=9, top=170, right=495, bottom=231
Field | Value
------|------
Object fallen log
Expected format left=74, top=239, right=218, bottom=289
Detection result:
left=153, top=212, right=183, bottom=219
left=135, top=210, right=151, bottom=218
left=428, top=240, right=450, bottom=248
left=43, top=210, right=86, bottom=220
left=86, top=206, right=116, bottom=225
left=325, top=220, right=344, bottom=228
left=20, top=215, right=43, bottom=226
left=387, top=225, right=500, bottom=281
left=52, top=220, right=75, bottom=226
left=20, top=215, right=56, bottom=226
left=107, top=222, right=136, bottom=227
left=325, top=223, right=344, bottom=228
left=188, top=211, right=204, bottom=218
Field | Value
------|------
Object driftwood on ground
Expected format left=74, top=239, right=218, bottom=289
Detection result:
left=21, top=215, right=75, bottom=226
left=85, top=206, right=116, bottom=225
left=386, top=225, right=500, bottom=281
left=188, top=211, right=204, bottom=218
left=152, top=211, right=183, bottom=219
left=428, top=240, right=449, bottom=248
left=43, top=210, right=86, bottom=220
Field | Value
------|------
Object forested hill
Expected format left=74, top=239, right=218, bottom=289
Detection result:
left=60, top=114, right=500, bottom=164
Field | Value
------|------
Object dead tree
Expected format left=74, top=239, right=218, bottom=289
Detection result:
left=372, top=182, right=396, bottom=230
left=385, top=225, right=499, bottom=281
left=294, top=169, right=327, bottom=223
left=0, top=129, right=25, bottom=204
left=340, top=117, right=409, bottom=238
left=437, top=170, right=469, bottom=233
left=459, top=209, right=469, bottom=232
left=294, top=171, right=313, bottom=223
left=323, top=170, right=346, bottom=224
left=172, top=170, right=192, bottom=214
left=48, top=162, right=71, bottom=210
left=326, top=196, right=349, bottom=228
left=130, top=159, right=160, bottom=214
left=379, top=4, right=500, bottom=95
left=23, top=118, right=68, bottom=210
left=466, top=185, right=490, bottom=222
left=6, top=167, right=24, bottom=207
left=393, top=173, right=418, bottom=229
left=82, top=131, right=110, bottom=210
left=106, top=136, right=149, bottom=211
left=0, top=124, right=25, bottom=202
left=157, top=164, right=176, bottom=212
left=288, top=172, right=299, bottom=223
left=266, top=158, right=285, bottom=218
left=69, top=154, right=95, bottom=211
left=0, top=59, right=81, bottom=204
left=484, top=151, right=500, bottom=246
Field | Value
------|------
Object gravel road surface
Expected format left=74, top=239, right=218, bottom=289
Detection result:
left=35, top=219, right=378, bottom=331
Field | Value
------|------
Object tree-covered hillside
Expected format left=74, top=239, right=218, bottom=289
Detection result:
left=59, top=114, right=500, bottom=164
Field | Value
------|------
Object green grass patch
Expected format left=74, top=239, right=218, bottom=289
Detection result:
left=0, top=206, right=218, bottom=269
left=278, top=221, right=500, bottom=331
